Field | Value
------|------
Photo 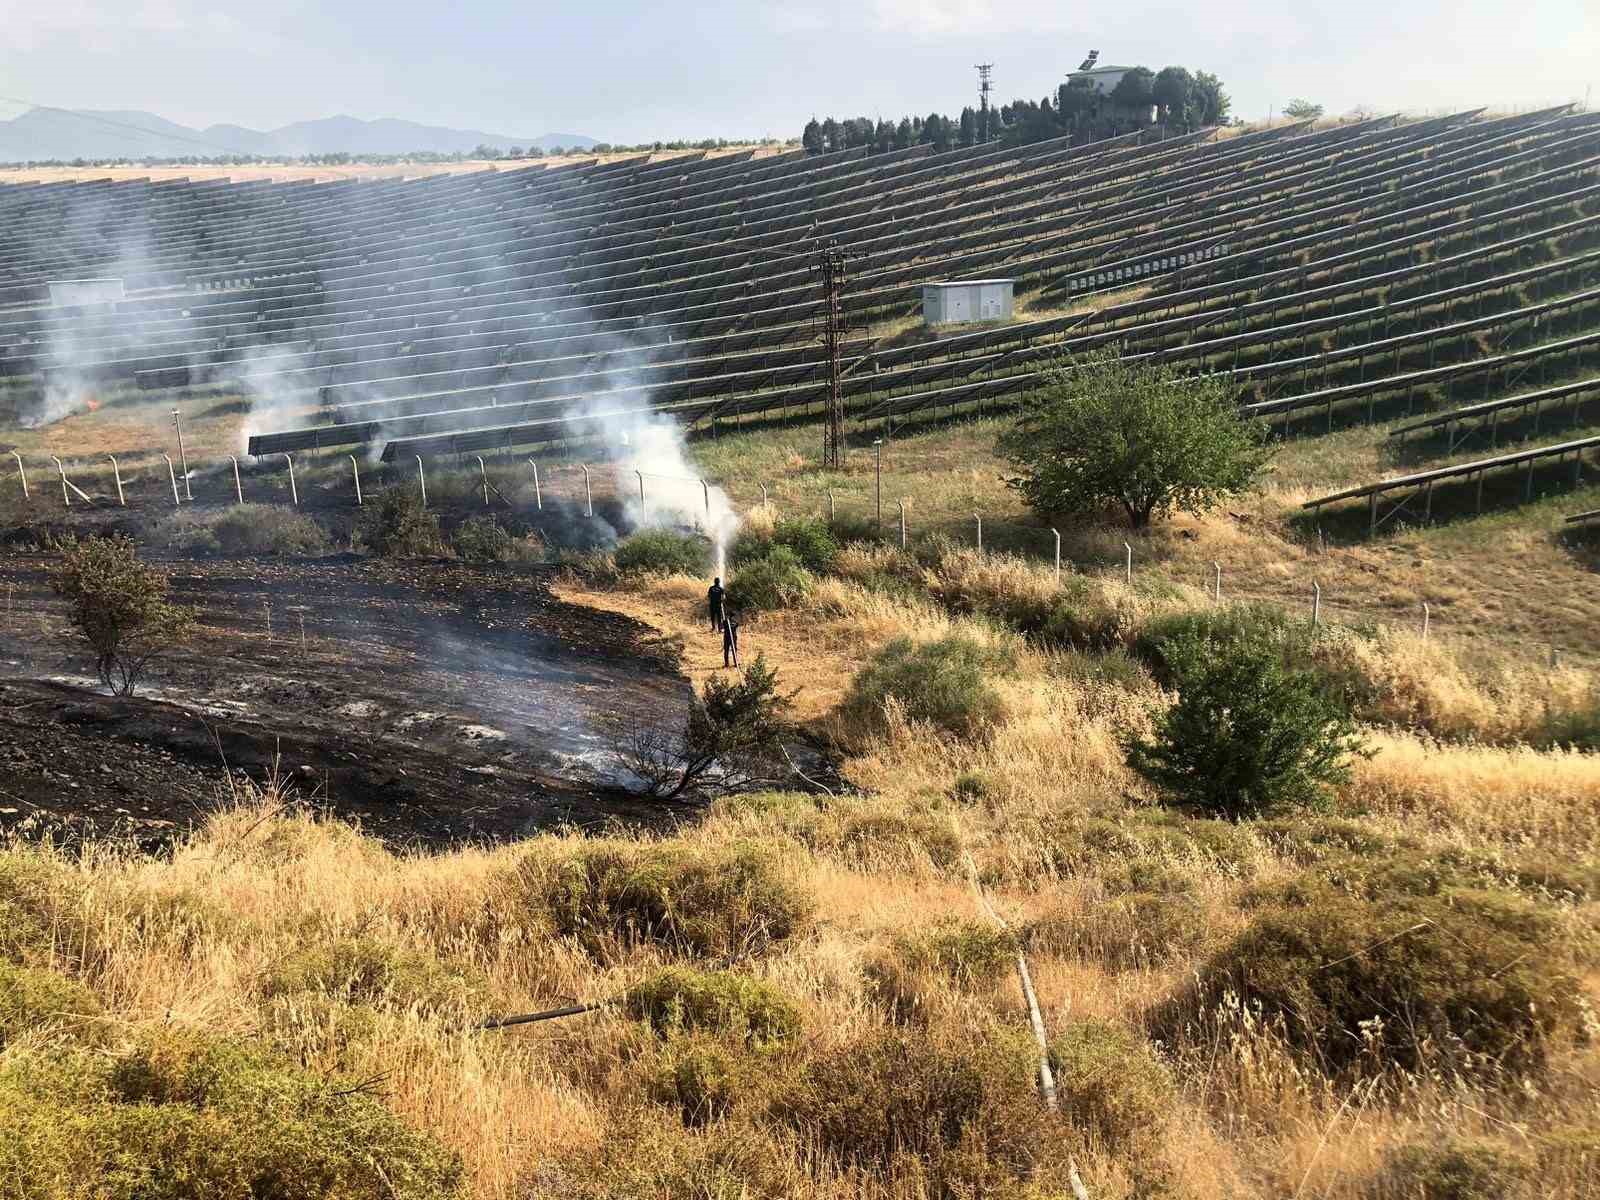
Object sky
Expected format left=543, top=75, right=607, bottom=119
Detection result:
left=0, top=0, right=1594, bottom=144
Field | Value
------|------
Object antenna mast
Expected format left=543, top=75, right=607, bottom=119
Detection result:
left=975, top=63, right=995, bottom=142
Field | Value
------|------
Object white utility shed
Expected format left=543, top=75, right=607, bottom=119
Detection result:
left=922, top=279, right=1014, bottom=326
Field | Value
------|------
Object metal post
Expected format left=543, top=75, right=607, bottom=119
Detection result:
left=282, top=454, right=298, bottom=506
left=699, top=478, right=709, bottom=522
left=1213, top=561, right=1221, bottom=602
left=635, top=469, right=645, bottom=506
left=476, top=456, right=491, bottom=507
left=898, top=499, right=907, bottom=550
left=9, top=451, right=26, bottom=500
left=49, top=456, right=68, bottom=508
left=171, top=409, right=192, bottom=501
left=874, top=438, right=883, bottom=531
left=229, top=455, right=243, bottom=505
left=759, top=484, right=769, bottom=509
left=1421, top=602, right=1430, bottom=639
left=530, top=460, right=543, bottom=511
left=162, top=455, right=180, bottom=506
left=1312, top=581, right=1322, bottom=626
left=580, top=465, right=592, bottom=517
left=349, top=455, right=363, bottom=506
left=1124, top=542, right=1133, bottom=587
left=1052, top=528, right=1061, bottom=584
left=974, top=513, right=982, bottom=553
left=416, top=455, right=428, bottom=508
left=106, top=455, right=124, bottom=506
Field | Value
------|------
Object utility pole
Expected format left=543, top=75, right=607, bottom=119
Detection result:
left=812, top=239, right=857, bottom=470
left=975, top=63, right=995, bottom=143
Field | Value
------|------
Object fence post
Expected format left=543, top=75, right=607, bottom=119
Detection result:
left=416, top=455, right=428, bottom=508
left=1311, top=581, right=1322, bottom=626
left=1213, top=562, right=1221, bottom=602
left=1052, top=528, right=1061, bottom=585
left=828, top=490, right=835, bottom=525
left=106, top=455, right=125, bottom=506
left=759, top=483, right=769, bottom=509
left=699, top=478, right=710, bottom=523
left=349, top=454, right=363, bottom=506
left=282, top=453, right=298, bottom=506
left=9, top=451, right=26, bottom=500
left=898, top=498, right=907, bottom=550
left=162, top=455, right=181, bottom=506
left=635, top=469, right=645, bottom=505
left=228, top=455, right=243, bottom=505
left=1124, top=542, right=1133, bottom=587
left=1421, top=602, right=1430, bottom=639
left=530, top=460, right=543, bottom=511
left=974, top=512, right=982, bottom=554
left=581, top=465, right=592, bottom=517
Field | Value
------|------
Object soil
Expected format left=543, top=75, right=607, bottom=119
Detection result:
left=0, top=552, right=695, bottom=850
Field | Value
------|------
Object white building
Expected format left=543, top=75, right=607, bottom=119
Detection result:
left=1064, top=64, right=1137, bottom=94
left=922, top=279, right=1014, bottom=326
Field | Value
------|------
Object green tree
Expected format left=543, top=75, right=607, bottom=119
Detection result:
left=1152, top=67, right=1195, bottom=126
left=1127, top=629, right=1366, bottom=819
left=49, top=534, right=196, bottom=696
left=959, top=106, right=978, bottom=147
left=1108, top=67, right=1156, bottom=111
left=1283, top=98, right=1325, bottom=120
left=1191, top=71, right=1231, bottom=125
left=997, top=352, right=1271, bottom=528
left=802, top=118, right=824, bottom=155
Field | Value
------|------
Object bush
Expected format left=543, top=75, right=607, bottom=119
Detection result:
left=159, top=504, right=329, bottom=556
left=732, top=516, right=839, bottom=573
left=624, top=966, right=801, bottom=1045
left=767, top=1025, right=1049, bottom=1192
left=357, top=487, right=447, bottom=558
left=1048, top=1021, right=1174, bottom=1147
left=998, top=349, right=1270, bottom=528
left=1165, top=871, right=1582, bottom=1078
left=1128, top=627, right=1365, bottom=819
left=528, top=840, right=812, bottom=959
left=892, top=919, right=1015, bottom=988
left=1374, top=1136, right=1531, bottom=1199
left=840, top=633, right=1014, bottom=740
left=0, top=851, right=81, bottom=966
left=725, top=545, right=812, bottom=611
left=0, top=1028, right=464, bottom=1198
left=49, top=534, right=196, bottom=696
left=451, top=514, right=538, bottom=563
left=262, top=937, right=488, bottom=1016
left=536, top=1119, right=799, bottom=1199
left=644, top=1037, right=752, bottom=1126
left=614, top=529, right=709, bottom=576
left=1025, top=891, right=1209, bottom=970
left=0, top=964, right=100, bottom=1047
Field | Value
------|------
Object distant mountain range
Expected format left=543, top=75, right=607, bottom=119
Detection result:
left=0, top=108, right=599, bottom=162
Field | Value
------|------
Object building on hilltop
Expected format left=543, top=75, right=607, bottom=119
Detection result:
left=1064, top=64, right=1137, bottom=94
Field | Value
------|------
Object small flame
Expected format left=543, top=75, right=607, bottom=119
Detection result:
left=84, top=397, right=102, bottom=413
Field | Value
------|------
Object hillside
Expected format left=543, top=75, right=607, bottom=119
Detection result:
left=0, top=106, right=598, bottom=162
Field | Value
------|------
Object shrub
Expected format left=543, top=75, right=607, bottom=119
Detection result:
left=529, top=840, right=812, bottom=959
left=159, top=504, right=329, bottom=556
left=535, top=1119, right=799, bottom=1199
left=1128, top=627, right=1365, bottom=819
left=624, top=966, right=801, bottom=1045
left=725, top=545, right=812, bottom=611
left=732, top=516, right=839, bottom=573
left=0, top=1028, right=464, bottom=1198
left=0, top=964, right=100, bottom=1048
left=1165, top=872, right=1582, bottom=1078
left=644, top=1037, right=751, bottom=1126
left=768, top=1025, right=1049, bottom=1192
left=613, top=529, right=709, bottom=576
left=262, top=937, right=488, bottom=1016
left=892, top=919, right=1015, bottom=988
left=0, top=851, right=80, bottom=965
left=840, top=633, right=1014, bottom=740
left=452, top=514, right=538, bottom=563
left=49, top=534, right=196, bottom=696
left=357, top=487, right=447, bottom=557
left=998, top=349, right=1270, bottom=528
left=1025, top=891, right=1209, bottom=970
left=1374, top=1136, right=1532, bottom=1199
left=1048, top=1021, right=1174, bottom=1147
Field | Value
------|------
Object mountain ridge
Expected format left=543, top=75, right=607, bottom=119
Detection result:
left=0, top=108, right=598, bottom=162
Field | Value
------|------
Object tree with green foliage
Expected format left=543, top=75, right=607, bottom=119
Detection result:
left=49, top=534, right=195, bottom=697
left=959, top=107, right=978, bottom=147
left=1192, top=71, right=1231, bottom=125
left=998, top=352, right=1271, bottom=528
left=1109, top=67, right=1156, bottom=111
left=1152, top=67, right=1195, bottom=127
left=802, top=118, right=824, bottom=155
left=614, top=656, right=795, bottom=800
left=1127, top=629, right=1366, bottom=819
left=1283, top=98, right=1325, bottom=120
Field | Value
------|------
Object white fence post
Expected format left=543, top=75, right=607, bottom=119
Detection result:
left=1421, top=602, right=1430, bottom=639
left=282, top=453, right=298, bottom=506
left=1312, top=581, right=1322, bottom=626
left=106, top=455, right=125, bottom=506
left=49, top=456, right=69, bottom=508
left=9, top=451, right=26, bottom=500
left=529, top=459, right=543, bottom=511
left=580, top=465, right=592, bottom=517
left=635, top=469, right=645, bottom=505
left=1052, top=528, right=1061, bottom=585
left=162, top=454, right=181, bottom=506
left=1124, top=542, right=1133, bottom=587
left=228, top=455, right=243, bottom=505
left=349, top=454, right=363, bottom=506
left=898, top=498, right=907, bottom=550
left=974, top=512, right=982, bottom=554
left=1213, top=561, right=1221, bottom=602
left=416, top=455, right=428, bottom=508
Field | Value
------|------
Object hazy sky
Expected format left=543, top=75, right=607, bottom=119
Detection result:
left=2, top=0, right=1594, bottom=143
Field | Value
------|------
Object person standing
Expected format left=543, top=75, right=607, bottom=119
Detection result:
left=721, top=612, right=741, bottom=669
left=707, top=577, right=726, bottom=633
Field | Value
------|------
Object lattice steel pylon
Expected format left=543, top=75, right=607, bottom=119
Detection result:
left=813, top=240, right=856, bottom=469
left=976, top=63, right=995, bottom=143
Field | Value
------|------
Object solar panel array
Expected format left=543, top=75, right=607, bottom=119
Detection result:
left=2, top=105, right=1598, bottom=524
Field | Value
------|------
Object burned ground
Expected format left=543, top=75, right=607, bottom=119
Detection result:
left=0, top=551, right=694, bottom=849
